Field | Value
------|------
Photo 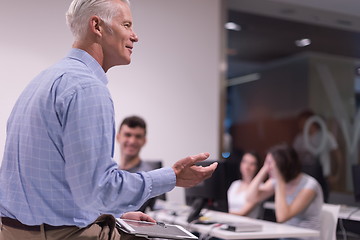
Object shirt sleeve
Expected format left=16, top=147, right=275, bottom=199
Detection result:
left=59, top=82, right=175, bottom=215
left=303, top=176, right=318, bottom=191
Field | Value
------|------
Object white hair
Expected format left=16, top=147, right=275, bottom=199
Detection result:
left=66, top=0, right=130, bottom=40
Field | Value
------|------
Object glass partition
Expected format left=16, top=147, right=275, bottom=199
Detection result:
left=225, top=1, right=360, bottom=203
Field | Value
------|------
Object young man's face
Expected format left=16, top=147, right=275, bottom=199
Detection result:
left=117, top=125, right=146, bottom=159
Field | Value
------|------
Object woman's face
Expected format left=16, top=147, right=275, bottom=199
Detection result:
left=265, top=153, right=279, bottom=179
left=240, top=153, right=258, bottom=180
left=265, top=153, right=283, bottom=178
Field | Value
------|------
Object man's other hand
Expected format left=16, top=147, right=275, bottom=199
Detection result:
left=172, top=153, right=218, bottom=188
left=121, top=211, right=156, bottom=223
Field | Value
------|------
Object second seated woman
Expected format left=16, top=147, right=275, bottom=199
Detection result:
left=247, top=143, right=323, bottom=240
left=227, top=151, right=263, bottom=218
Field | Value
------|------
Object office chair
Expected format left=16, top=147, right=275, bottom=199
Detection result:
left=320, top=203, right=340, bottom=240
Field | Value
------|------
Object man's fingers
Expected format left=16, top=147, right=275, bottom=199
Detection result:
left=172, top=152, right=210, bottom=173
left=122, top=212, right=156, bottom=223
left=139, top=213, right=156, bottom=223
left=192, top=162, right=218, bottom=175
left=196, top=162, right=218, bottom=179
left=206, top=162, right=218, bottom=171
left=173, top=153, right=218, bottom=188
left=186, top=152, right=210, bottom=165
left=179, top=162, right=218, bottom=188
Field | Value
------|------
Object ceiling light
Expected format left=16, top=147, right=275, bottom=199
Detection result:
left=227, top=73, right=261, bottom=87
left=225, top=22, right=241, bottom=31
left=295, top=38, right=311, bottom=47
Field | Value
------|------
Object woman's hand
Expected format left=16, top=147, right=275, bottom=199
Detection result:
left=245, top=154, right=275, bottom=203
left=259, top=158, right=271, bottom=176
left=271, top=161, right=283, bottom=181
left=121, top=211, right=156, bottom=223
left=265, top=154, right=283, bottom=182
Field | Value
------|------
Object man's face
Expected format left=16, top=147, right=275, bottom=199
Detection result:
left=117, top=125, right=146, bottom=159
left=101, top=0, right=139, bottom=69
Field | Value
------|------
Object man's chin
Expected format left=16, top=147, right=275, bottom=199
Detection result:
left=125, top=151, right=139, bottom=157
left=120, top=57, right=131, bottom=65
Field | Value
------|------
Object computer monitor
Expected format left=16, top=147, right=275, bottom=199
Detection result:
left=352, top=164, right=360, bottom=202
left=185, top=160, right=228, bottom=222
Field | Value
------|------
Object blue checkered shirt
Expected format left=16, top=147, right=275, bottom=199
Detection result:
left=0, top=48, right=175, bottom=227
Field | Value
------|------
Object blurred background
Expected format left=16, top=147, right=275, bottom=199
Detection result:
left=224, top=0, right=360, bottom=204
left=1, top=0, right=360, bottom=207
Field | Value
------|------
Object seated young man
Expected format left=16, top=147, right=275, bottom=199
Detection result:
left=117, top=115, right=165, bottom=211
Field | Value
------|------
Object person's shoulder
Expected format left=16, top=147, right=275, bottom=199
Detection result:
left=302, top=173, right=314, bottom=181
left=232, top=179, right=242, bottom=184
left=62, top=64, right=102, bottom=86
left=301, top=174, right=320, bottom=189
left=227, top=180, right=241, bottom=195
left=51, top=60, right=107, bottom=96
left=229, top=179, right=241, bottom=188
left=54, top=51, right=106, bottom=86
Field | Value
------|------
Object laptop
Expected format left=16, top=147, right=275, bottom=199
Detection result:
left=116, top=218, right=198, bottom=240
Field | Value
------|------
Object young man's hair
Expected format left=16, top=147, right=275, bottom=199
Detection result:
left=118, top=115, right=147, bottom=134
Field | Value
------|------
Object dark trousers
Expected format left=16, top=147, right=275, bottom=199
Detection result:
left=0, top=214, right=147, bottom=240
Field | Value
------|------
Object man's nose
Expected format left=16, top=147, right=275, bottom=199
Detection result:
left=128, top=136, right=137, bottom=143
left=131, top=31, right=139, bottom=42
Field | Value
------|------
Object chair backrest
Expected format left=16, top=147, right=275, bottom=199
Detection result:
left=320, top=203, right=340, bottom=240
left=302, top=159, right=329, bottom=202
left=128, top=160, right=166, bottom=212
left=144, top=160, right=163, bottom=170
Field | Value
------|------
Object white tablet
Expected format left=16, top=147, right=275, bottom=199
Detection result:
left=116, top=218, right=198, bottom=240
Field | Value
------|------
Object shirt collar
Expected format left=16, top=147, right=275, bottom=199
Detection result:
left=66, top=48, right=108, bottom=85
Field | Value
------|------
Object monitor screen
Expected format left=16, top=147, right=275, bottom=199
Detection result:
left=352, top=164, right=360, bottom=202
left=185, top=160, right=228, bottom=222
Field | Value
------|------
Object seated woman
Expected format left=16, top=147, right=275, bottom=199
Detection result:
left=247, top=144, right=323, bottom=240
left=227, top=151, right=263, bottom=218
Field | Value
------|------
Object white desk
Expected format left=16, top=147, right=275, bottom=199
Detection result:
left=150, top=202, right=319, bottom=240
left=338, top=205, right=360, bottom=221
left=264, top=201, right=360, bottom=221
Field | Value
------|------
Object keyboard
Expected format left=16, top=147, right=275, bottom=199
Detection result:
left=340, top=205, right=360, bottom=219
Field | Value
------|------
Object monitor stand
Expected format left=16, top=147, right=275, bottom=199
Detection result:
left=187, top=198, right=207, bottom=223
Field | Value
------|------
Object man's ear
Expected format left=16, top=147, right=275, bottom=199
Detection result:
left=116, top=132, right=121, bottom=143
left=89, top=16, right=103, bottom=37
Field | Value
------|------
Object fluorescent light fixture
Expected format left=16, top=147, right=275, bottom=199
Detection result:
left=295, top=38, right=311, bottom=47
left=227, top=73, right=261, bottom=87
left=225, top=22, right=241, bottom=31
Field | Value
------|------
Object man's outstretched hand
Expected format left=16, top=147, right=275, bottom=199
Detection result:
left=172, top=153, right=218, bottom=188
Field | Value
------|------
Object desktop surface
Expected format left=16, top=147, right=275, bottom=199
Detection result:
left=339, top=205, right=360, bottom=221
left=264, top=201, right=360, bottom=221
left=150, top=201, right=319, bottom=240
